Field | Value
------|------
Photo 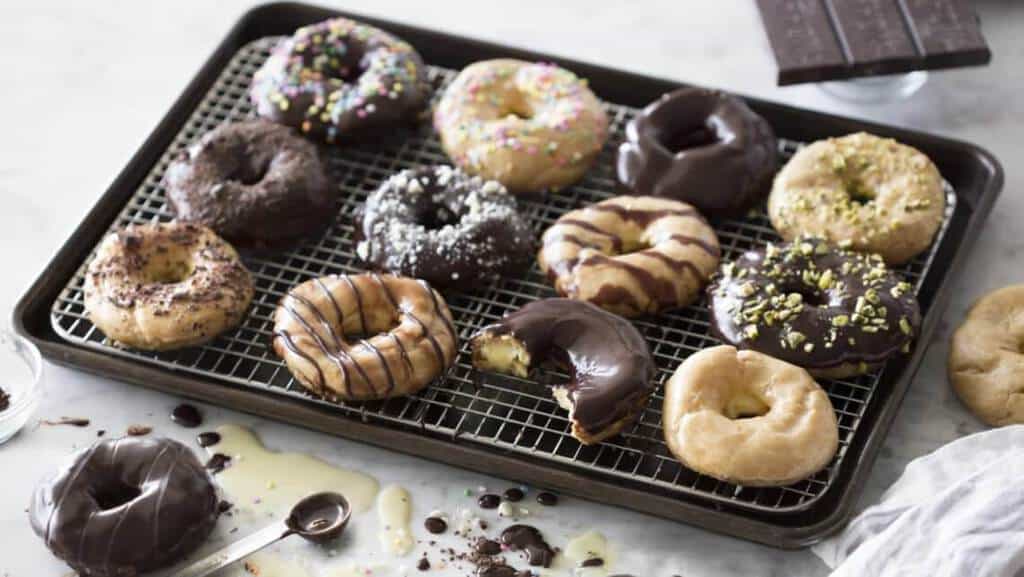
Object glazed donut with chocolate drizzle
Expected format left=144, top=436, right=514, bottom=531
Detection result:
left=470, top=298, right=656, bottom=444
left=539, top=196, right=720, bottom=317
left=272, top=274, right=458, bottom=401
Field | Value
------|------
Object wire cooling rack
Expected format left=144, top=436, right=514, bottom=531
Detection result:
left=49, top=37, right=955, bottom=514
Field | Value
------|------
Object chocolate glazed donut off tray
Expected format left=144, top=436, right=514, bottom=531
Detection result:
left=13, top=3, right=1002, bottom=548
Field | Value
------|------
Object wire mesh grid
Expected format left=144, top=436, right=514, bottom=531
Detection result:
left=50, top=37, right=955, bottom=515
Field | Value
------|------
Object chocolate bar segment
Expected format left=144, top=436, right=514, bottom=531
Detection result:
left=757, top=0, right=991, bottom=85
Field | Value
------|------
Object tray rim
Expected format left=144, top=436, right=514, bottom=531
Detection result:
left=12, top=1, right=1004, bottom=549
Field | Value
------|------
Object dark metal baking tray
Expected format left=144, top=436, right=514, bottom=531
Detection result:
left=13, top=2, right=1002, bottom=548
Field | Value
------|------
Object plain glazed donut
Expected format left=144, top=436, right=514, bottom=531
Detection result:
left=470, top=298, right=655, bottom=445
left=949, top=285, right=1024, bottom=426
left=251, top=17, right=430, bottom=144
left=663, top=345, right=839, bottom=486
left=708, top=236, right=920, bottom=379
left=84, top=222, right=254, bottom=350
left=165, top=120, right=334, bottom=252
left=356, top=165, right=534, bottom=286
left=434, top=59, right=609, bottom=193
left=272, top=274, right=458, bottom=401
left=617, top=88, right=777, bottom=218
left=768, top=132, right=945, bottom=265
left=538, top=195, right=720, bottom=318
left=29, top=437, right=220, bottom=577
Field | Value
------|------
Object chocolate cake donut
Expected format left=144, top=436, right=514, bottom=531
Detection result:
left=165, top=120, right=334, bottom=252
left=470, top=298, right=656, bottom=444
left=616, top=88, right=777, bottom=218
left=356, top=165, right=534, bottom=286
left=29, top=437, right=219, bottom=577
left=251, top=17, right=430, bottom=144
left=708, top=237, right=920, bottom=378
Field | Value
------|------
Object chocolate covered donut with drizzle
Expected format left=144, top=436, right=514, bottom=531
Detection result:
left=272, top=273, right=458, bottom=401
left=539, top=195, right=720, bottom=318
left=471, top=298, right=656, bottom=444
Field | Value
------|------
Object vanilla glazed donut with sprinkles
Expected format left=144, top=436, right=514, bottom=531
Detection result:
left=434, top=59, right=609, bottom=194
left=251, top=17, right=430, bottom=144
left=356, top=165, right=534, bottom=287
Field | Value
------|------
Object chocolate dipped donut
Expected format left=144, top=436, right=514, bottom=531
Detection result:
left=165, top=120, right=334, bottom=251
left=273, top=273, right=458, bottom=401
left=251, top=17, right=430, bottom=144
left=617, top=88, right=777, bottom=218
left=356, top=165, right=534, bottom=286
left=708, top=237, right=920, bottom=378
left=539, top=195, right=720, bottom=317
left=29, top=437, right=219, bottom=577
left=470, top=298, right=656, bottom=444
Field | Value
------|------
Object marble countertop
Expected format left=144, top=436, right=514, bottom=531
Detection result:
left=2, top=1, right=1021, bottom=575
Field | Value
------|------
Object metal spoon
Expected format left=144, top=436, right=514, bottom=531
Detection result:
left=175, top=492, right=351, bottom=577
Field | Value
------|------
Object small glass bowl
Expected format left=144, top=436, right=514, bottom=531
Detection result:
left=0, top=327, right=43, bottom=445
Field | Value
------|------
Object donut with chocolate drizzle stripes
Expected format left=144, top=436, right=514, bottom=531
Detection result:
left=539, top=196, right=720, bottom=318
left=272, top=274, right=458, bottom=400
left=708, top=236, right=920, bottom=378
left=29, top=437, right=219, bottom=577
left=470, top=298, right=656, bottom=444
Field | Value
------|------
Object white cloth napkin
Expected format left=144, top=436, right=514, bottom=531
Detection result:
left=812, top=425, right=1024, bottom=577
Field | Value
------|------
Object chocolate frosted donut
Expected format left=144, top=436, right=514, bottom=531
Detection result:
left=616, top=88, right=777, bottom=218
left=470, top=298, right=656, bottom=444
left=29, top=437, right=219, bottom=577
left=165, top=120, right=335, bottom=251
left=708, top=237, right=920, bottom=378
left=357, top=165, right=534, bottom=286
left=251, top=17, right=430, bottom=144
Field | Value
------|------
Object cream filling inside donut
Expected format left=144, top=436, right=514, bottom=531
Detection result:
left=472, top=334, right=531, bottom=378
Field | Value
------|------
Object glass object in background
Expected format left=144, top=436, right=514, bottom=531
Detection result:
left=819, top=71, right=929, bottom=104
left=0, top=326, right=42, bottom=445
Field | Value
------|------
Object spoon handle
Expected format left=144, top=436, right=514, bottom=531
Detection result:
left=174, top=521, right=292, bottom=577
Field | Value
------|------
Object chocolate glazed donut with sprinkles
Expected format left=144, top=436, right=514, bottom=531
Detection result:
left=272, top=274, right=458, bottom=401
left=251, top=17, right=430, bottom=144
left=356, top=165, right=534, bottom=287
left=708, top=237, right=920, bottom=379
left=538, top=196, right=721, bottom=318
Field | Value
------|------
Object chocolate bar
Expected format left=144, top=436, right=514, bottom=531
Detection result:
left=756, top=0, right=991, bottom=85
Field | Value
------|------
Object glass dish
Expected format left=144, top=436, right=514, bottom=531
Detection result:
left=0, top=326, right=42, bottom=445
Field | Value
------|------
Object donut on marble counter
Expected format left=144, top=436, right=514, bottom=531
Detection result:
left=470, top=298, right=656, bottom=444
left=616, top=88, right=777, bottom=218
left=949, top=285, right=1024, bottom=426
left=29, top=437, right=220, bottom=577
left=538, top=195, right=720, bottom=318
left=663, top=346, right=838, bottom=486
left=165, top=120, right=335, bottom=252
left=356, top=165, right=534, bottom=287
left=434, top=59, right=609, bottom=194
left=251, top=17, right=430, bottom=144
left=768, top=132, right=945, bottom=265
left=273, top=273, right=458, bottom=401
left=708, top=236, right=919, bottom=378
left=84, top=222, right=254, bottom=351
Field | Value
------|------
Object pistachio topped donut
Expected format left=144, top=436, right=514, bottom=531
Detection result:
left=251, top=17, right=430, bottom=144
left=768, top=132, right=945, bottom=265
left=434, top=59, right=609, bottom=193
left=273, top=274, right=458, bottom=401
left=84, top=223, right=254, bottom=350
left=539, top=195, right=720, bottom=317
left=708, top=236, right=920, bottom=378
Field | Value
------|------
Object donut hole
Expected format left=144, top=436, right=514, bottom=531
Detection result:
left=228, top=159, right=271, bottom=186
left=843, top=178, right=876, bottom=205
left=144, top=260, right=194, bottom=285
left=90, top=480, right=142, bottom=510
left=419, top=206, right=459, bottom=230
left=502, top=95, right=535, bottom=121
left=723, top=392, right=770, bottom=420
left=660, top=124, right=718, bottom=153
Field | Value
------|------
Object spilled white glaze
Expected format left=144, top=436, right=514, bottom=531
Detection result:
left=376, top=484, right=414, bottom=556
